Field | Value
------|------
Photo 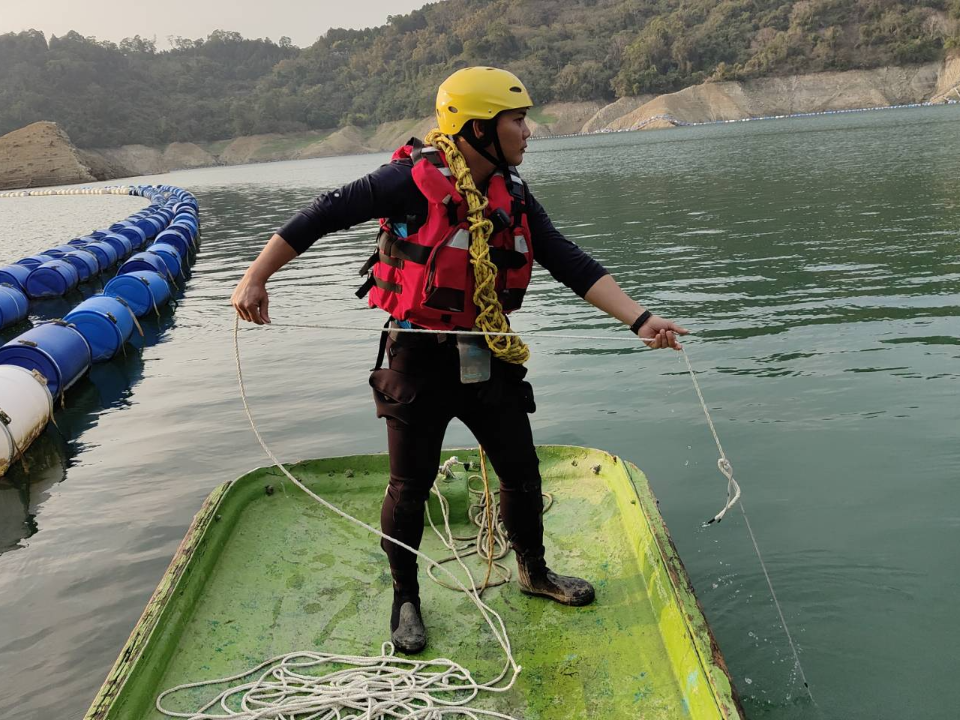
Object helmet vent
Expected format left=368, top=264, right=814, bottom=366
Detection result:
left=449, top=106, right=458, bottom=113
left=509, top=86, right=523, bottom=93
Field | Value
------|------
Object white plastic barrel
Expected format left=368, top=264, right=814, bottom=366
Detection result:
left=0, top=365, right=54, bottom=476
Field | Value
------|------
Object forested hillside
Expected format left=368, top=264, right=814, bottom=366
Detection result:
left=1, top=0, right=957, bottom=148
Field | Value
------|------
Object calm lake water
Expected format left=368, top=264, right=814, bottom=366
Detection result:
left=0, top=105, right=958, bottom=719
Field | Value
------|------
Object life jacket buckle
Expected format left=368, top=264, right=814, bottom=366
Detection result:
left=489, top=208, right=511, bottom=234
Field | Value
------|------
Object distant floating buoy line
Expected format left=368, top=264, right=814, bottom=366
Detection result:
left=533, top=100, right=948, bottom=141
left=0, top=184, right=200, bottom=476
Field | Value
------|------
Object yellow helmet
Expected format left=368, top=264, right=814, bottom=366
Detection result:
left=435, top=67, right=533, bottom=135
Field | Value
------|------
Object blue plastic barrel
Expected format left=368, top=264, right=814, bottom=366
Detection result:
left=118, top=252, right=169, bottom=278
left=168, top=219, right=194, bottom=237
left=43, top=244, right=78, bottom=258
left=149, top=249, right=187, bottom=279
left=154, top=228, right=192, bottom=258
left=62, top=250, right=100, bottom=281
left=0, top=285, right=29, bottom=329
left=171, top=217, right=199, bottom=243
left=68, top=236, right=94, bottom=247
left=171, top=219, right=198, bottom=240
left=104, top=271, right=171, bottom=317
left=88, top=231, right=107, bottom=240
left=115, top=225, right=147, bottom=250
left=0, top=322, right=92, bottom=399
left=173, top=205, right=198, bottom=218
left=64, top=296, right=135, bottom=362
left=144, top=215, right=166, bottom=232
left=173, top=200, right=198, bottom=214
left=150, top=242, right=187, bottom=277
left=25, top=260, right=80, bottom=298
left=0, top=264, right=32, bottom=293
left=172, top=210, right=198, bottom=225
left=16, top=254, right=56, bottom=269
left=134, top=219, right=160, bottom=241
left=100, top=233, right=134, bottom=260
left=83, top=241, right=120, bottom=270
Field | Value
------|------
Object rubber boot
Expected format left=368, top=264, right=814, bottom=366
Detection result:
left=516, top=555, right=595, bottom=606
left=390, top=588, right=426, bottom=654
left=505, top=489, right=595, bottom=606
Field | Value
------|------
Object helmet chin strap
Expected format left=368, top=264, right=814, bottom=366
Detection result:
left=491, top=132, right=509, bottom=174
left=461, top=120, right=508, bottom=174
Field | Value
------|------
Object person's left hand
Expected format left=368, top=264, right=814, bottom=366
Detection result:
left=637, top=315, right=689, bottom=350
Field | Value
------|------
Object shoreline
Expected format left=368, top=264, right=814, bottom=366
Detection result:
left=2, top=57, right=959, bottom=190
left=2, top=102, right=957, bottom=193
left=535, top=97, right=958, bottom=141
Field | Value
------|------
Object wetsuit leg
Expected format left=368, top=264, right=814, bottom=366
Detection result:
left=458, top=385, right=595, bottom=607
left=457, top=397, right=545, bottom=563
left=371, top=337, right=458, bottom=603
left=381, top=412, right=450, bottom=600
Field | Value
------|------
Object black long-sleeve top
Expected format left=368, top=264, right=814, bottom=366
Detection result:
left=278, top=160, right=608, bottom=298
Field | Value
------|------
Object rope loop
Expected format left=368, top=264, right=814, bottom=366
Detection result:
left=428, top=455, right=556, bottom=597
left=718, top=457, right=733, bottom=478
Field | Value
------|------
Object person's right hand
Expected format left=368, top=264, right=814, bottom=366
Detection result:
left=231, top=275, right=270, bottom=324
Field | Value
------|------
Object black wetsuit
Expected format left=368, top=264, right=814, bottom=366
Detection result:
left=278, top=158, right=608, bottom=600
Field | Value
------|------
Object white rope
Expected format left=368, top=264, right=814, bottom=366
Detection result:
left=679, top=348, right=742, bottom=526
left=156, top=649, right=521, bottom=720
left=251, top=321, right=655, bottom=345
left=257, top=322, right=739, bottom=523
left=678, top=347, right=820, bottom=713
left=154, top=318, right=524, bottom=719
left=158, top=317, right=819, bottom=716
left=427, top=460, right=554, bottom=595
left=737, top=503, right=819, bottom=711
left=245, top=321, right=737, bottom=526
left=427, top=458, right=512, bottom=593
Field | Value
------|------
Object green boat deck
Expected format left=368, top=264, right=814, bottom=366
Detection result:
left=85, top=446, right=743, bottom=719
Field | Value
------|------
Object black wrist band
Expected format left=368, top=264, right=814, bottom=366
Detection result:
left=630, top=310, right=652, bottom=335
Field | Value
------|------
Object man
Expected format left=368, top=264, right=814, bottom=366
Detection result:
left=232, top=67, right=687, bottom=654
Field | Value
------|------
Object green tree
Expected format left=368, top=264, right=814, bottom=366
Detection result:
left=0, top=1, right=952, bottom=148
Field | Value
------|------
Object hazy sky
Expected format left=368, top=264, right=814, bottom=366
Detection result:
left=1, top=0, right=430, bottom=48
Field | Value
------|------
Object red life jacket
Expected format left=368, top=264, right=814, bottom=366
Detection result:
left=357, top=139, right=533, bottom=331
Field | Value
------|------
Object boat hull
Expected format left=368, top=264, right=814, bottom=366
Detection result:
left=85, top=446, right=744, bottom=719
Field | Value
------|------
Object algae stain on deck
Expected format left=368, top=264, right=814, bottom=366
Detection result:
left=86, top=448, right=741, bottom=719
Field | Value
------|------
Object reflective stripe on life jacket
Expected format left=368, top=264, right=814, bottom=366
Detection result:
left=357, top=138, right=534, bottom=331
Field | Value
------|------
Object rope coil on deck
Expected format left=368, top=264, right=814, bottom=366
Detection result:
left=426, top=456, right=554, bottom=595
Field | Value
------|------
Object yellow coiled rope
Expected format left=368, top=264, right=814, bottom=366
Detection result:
left=424, top=129, right=530, bottom=365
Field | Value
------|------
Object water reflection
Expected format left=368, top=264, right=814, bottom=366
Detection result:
left=0, top=281, right=177, bottom=558
left=0, top=431, right=67, bottom=554
left=0, top=107, right=958, bottom=719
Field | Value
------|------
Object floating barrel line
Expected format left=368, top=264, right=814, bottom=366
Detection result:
left=0, top=184, right=200, bottom=476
